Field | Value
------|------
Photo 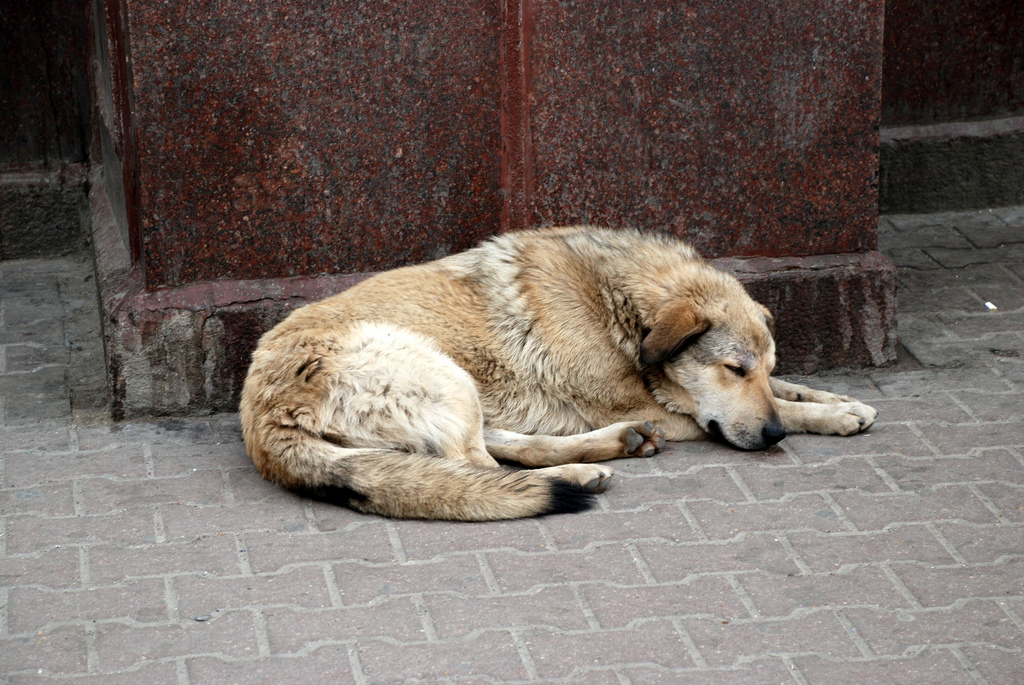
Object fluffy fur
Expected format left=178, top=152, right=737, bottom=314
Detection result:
left=240, top=227, right=876, bottom=520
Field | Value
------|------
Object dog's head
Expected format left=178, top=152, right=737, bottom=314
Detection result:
left=641, top=272, right=784, bottom=450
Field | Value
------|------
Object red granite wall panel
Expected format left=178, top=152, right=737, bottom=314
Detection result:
left=882, top=0, right=1024, bottom=126
left=125, top=0, right=504, bottom=289
left=527, top=0, right=883, bottom=258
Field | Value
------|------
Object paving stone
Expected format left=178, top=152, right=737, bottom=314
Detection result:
left=0, top=421, right=72, bottom=452
left=333, top=555, right=490, bottom=604
left=961, top=643, right=1024, bottom=685
left=733, top=459, right=892, bottom=499
left=543, top=503, right=699, bottom=549
left=88, top=536, right=242, bottom=583
left=8, top=662, right=179, bottom=685
left=173, top=565, right=334, bottom=618
left=936, top=522, right=1024, bottom=562
left=149, top=441, right=251, bottom=476
left=582, top=576, right=748, bottom=628
left=8, top=578, right=169, bottom=632
left=690, top=494, right=852, bottom=539
left=923, top=422, right=1024, bottom=454
left=638, top=535, right=800, bottom=580
left=0, top=481, right=75, bottom=517
left=783, top=424, right=935, bottom=462
left=188, top=648, right=357, bottom=684
left=682, top=612, right=861, bottom=667
left=845, top=601, right=1024, bottom=655
left=245, top=523, right=394, bottom=573
left=868, top=395, right=976, bottom=423
left=739, top=565, right=912, bottom=616
left=426, top=585, right=591, bottom=637
left=77, top=469, right=226, bottom=515
left=5, top=510, right=156, bottom=553
left=604, top=467, right=749, bottom=509
left=0, top=547, right=81, bottom=589
left=356, top=631, right=529, bottom=682
left=527, top=620, right=695, bottom=677
left=975, top=482, right=1024, bottom=522
left=0, top=625, right=88, bottom=673
left=3, top=447, right=149, bottom=487
left=95, top=611, right=260, bottom=671
left=829, top=487, right=1000, bottom=530
left=393, top=517, right=552, bottom=560
left=794, top=650, right=977, bottom=685
left=875, top=452, right=1024, bottom=492
left=626, top=658, right=799, bottom=685
left=160, top=499, right=310, bottom=539
left=894, top=557, right=1024, bottom=607
left=263, top=598, right=426, bottom=652
left=788, top=526, right=958, bottom=572
left=486, top=544, right=648, bottom=592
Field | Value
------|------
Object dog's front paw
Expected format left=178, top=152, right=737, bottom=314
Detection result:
left=623, top=421, right=666, bottom=457
left=823, top=401, right=878, bottom=436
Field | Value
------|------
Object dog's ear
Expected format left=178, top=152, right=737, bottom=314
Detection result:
left=640, top=301, right=710, bottom=366
left=759, top=305, right=776, bottom=339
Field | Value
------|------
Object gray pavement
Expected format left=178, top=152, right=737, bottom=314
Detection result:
left=1, top=208, right=1023, bottom=684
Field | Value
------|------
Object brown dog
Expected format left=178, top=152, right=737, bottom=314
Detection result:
left=240, top=227, right=876, bottom=520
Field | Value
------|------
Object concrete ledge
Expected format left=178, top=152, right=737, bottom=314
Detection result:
left=92, top=172, right=897, bottom=417
left=879, top=115, right=1024, bottom=213
left=0, top=165, right=91, bottom=260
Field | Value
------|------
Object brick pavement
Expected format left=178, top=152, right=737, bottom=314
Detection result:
left=2, top=207, right=1023, bottom=684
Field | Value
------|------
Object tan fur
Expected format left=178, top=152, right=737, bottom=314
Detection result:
left=240, top=227, right=877, bottom=520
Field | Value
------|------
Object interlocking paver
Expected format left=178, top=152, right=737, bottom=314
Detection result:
left=3, top=209, right=1024, bottom=683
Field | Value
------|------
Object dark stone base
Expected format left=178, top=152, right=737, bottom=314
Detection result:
left=91, top=170, right=898, bottom=418
left=879, top=116, right=1024, bottom=213
left=0, top=166, right=91, bottom=260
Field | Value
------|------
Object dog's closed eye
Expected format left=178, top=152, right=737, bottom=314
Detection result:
left=725, top=364, right=746, bottom=378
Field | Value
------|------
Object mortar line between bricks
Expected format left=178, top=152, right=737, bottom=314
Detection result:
left=948, top=645, right=993, bottom=685
left=820, top=492, right=859, bottom=532
left=0, top=587, right=8, bottom=637
left=626, top=543, right=657, bottom=584
left=0, top=454, right=6, bottom=489
left=323, top=564, right=344, bottom=608
left=571, top=583, right=602, bottom=630
left=144, top=443, right=155, bottom=477
left=235, top=533, right=253, bottom=575
left=302, top=502, right=318, bottom=531
left=613, top=667, right=634, bottom=685
left=879, top=563, right=923, bottom=609
left=833, top=608, right=875, bottom=658
left=153, top=508, right=167, bottom=543
left=175, top=658, right=189, bottom=685
left=780, top=440, right=803, bottom=465
left=79, top=545, right=91, bottom=587
left=777, top=534, right=812, bottom=575
left=924, top=522, right=969, bottom=565
left=534, top=519, right=559, bottom=551
left=778, top=656, right=812, bottom=685
left=510, top=628, right=541, bottom=680
left=669, top=618, right=708, bottom=668
left=220, top=469, right=235, bottom=505
left=905, top=422, right=943, bottom=456
left=966, top=483, right=1009, bottom=524
left=676, top=501, right=710, bottom=542
left=725, top=574, right=762, bottom=618
left=998, top=600, right=1024, bottom=633
left=84, top=620, right=99, bottom=672
left=71, top=477, right=85, bottom=516
left=413, top=594, right=439, bottom=641
left=251, top=608, right=272, bottom=657
left=943, top=391, right=981, bottom=422
left=864, top=456, right=903, bottom=493
left=165, top=576, right=181, bottom=622
left=385, top=521, right=408, bottom=564
left=0, top=517, right=6, bottom=556
left=725, top=465, right=757, bottom=502
left=475, top=552, right=502, bottom=595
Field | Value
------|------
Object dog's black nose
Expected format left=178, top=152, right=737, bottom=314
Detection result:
left=762, top=422, right=786, bottom=447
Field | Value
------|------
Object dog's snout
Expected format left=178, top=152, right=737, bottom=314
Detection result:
left=761, top=421, right=786, bottom=447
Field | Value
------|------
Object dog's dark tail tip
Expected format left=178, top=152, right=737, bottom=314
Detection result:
left=543, top=479, right=598, bottom=516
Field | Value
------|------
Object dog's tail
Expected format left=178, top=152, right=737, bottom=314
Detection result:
left=245, top=426, right=595, bottom=521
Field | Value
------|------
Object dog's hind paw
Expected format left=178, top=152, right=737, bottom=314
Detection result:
left=624, top=421, right=666, bottom=457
